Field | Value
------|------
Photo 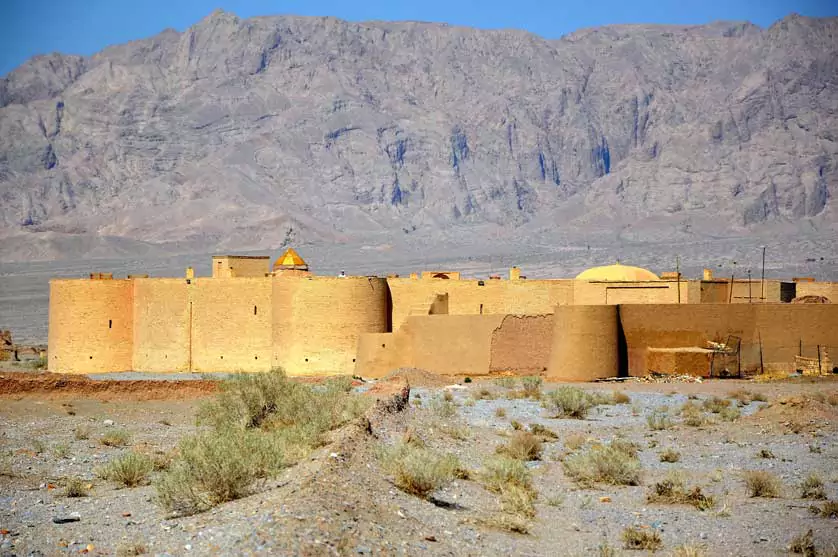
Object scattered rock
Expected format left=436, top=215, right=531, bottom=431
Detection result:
left=52, top=513, right=81, bottom=524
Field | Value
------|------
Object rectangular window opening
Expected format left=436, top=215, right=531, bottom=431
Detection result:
left=254, top=305, right=258, bottom=315
left=108, top=319, right=112, bottom=329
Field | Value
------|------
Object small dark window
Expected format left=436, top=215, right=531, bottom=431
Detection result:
left=479, top=304, right=483, bottom=315
left=89, top=356, right=93, bottom=359
left=254, top=356, right=258, bottom=360
left=381, top=344, right=386, bottom=348
left=305, top=358, right=309, bottom=362
left=108, top=319, right=112, bottom=329
left=478, top=280, right=485, bottom=286
left=352, top=358, right=356, bottom=363
left=220, top=356, right=224, bottom=359
left=254, top=306, right=257, bottom=315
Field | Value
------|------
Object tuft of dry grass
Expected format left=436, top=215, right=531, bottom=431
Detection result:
left=757, top=448, right=775, bottom=459
left=680, top=402, right=710, bottom=427
left=743, top=470, right=782, bottom=498
left=520, top=376, right=543, bottom=399
left=621, top=526, right=662, bottom=551
left=480, top=456, right=532, bottom=494
left=377, top=442, right=459, bottom=498
left=612, top=390, right=632, bottom=404
left=528, top=423, right=558, bottom=440
left=479, top=513, right=531, bottom=534
left=510, top=420, right=522, bottom=430
left=671, top=544, right=707, bottom=557
left=499, top=483, right=536, bottom=518
left=74, top=425, right=92, bottom=441
left=100, top=429, right=132, bottom=447
left=473, top=387, right=495, bottom=401
left=647, top=470, right=715, bottom=511
left=718, top=406, right=741, bottom=422
left=563, top=442, right=642, bottom=486
left=495, top=407, right=507, bottom=418
left=115, top=542, right=148, bottom=557
left=647, top=409, right=673, bottom=431
left=429, top=395, right=458, bottom=418
left=702, top=396, right=731, bottom=413
left=563, top=432, right=588, bottom=451
left=816, top=500, right=838, bottom=518
left=659, top=448, right=681, bottom=463
left=729, top=389, right=768, bottom=405
left=494, top=377, right=518, bottom=389
left=52, top=443, right=70, bottom=459
left=100, top=452, right=154, bottom=488
left=496, top=431, right=543, bottom=461
left=610, top=438, right=640, bottom=459
left=63, top=477, right=89, bottom=498
left=801, top=474, right=826, bottom=500
left=789, top=529, right=816, bottom=557
left=438, top=422, right=471, bottom=441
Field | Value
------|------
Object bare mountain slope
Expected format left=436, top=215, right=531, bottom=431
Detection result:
left=0, top=11, right=836, bottom=261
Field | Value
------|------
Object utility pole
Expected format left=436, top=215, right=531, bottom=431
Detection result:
left=761, top=246, right=766, bottom=301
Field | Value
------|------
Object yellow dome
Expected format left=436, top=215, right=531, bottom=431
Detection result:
left=273, top=248, right=308, bottom=272
left=575, top=263, right=659, bottom=282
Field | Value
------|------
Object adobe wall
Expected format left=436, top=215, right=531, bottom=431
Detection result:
left=619, top=304, right=838, bottom=375
left=48, top=279, right=134, bottom=374
left=354, top=332, right=412, bottom=378
left=546, top=305, right=619, bottom=381
left=489, top=314, right=554, bottom=374
left=132, top=279, right=190, bottom=372
left=407, top=314, right=505, bottom=376
left=190, top=278, right=273, bottom=372
left=386, top=278, right=574, bottom=330
left=572, top=280, right=687, bottom=305
left=795, top=282, right=838, bottom=302
left=273, top=276, right=389, bottom=375
left=212, top=256, right=270, bottom=278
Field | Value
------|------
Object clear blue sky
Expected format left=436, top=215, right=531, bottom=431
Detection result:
left=2, top=0, right=836, bottom=76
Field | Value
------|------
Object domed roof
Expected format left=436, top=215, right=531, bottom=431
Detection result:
left=575, top=263, right=659, bottom=282
left=273, top=248, right=308, bottom=271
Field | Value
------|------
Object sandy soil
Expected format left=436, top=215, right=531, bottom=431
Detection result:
left=1, top=372, right=837, bottom=556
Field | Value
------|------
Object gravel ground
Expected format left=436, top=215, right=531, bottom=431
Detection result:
left=2, top=377, right=837, bottom=556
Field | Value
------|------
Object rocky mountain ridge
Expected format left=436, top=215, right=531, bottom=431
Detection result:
left=0, top=11, right=836, bottom=261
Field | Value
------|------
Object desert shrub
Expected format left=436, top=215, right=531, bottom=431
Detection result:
left=495, top=407, right=507, bottom=418
left=528, top=423, right=558, bottom=440
left=473, top=387, right=494, bottom=400
left=789, top=529, right=816, bottom=556
left=438, top=422, right=470, bottom=441
left=801, top=474, right=827, bottom=500
left=588, top=391, right=617, bottom=406
left=377, top=442, right=459, bottom=498
left=480, top=513, right=531, bottom=534
left=730, top=389, right=767, bottom=405
left=816, top=500, right=838, bottom=518
left=74, top=425, right=91, bottom=440
left=52, top=443, right=70, bottom=459
left=481, top=456, right=532, bottom=494
left=545, top=387, right=594, bottom=419
left=496, top=432, right=543, bottom=461
left=26, top=356, right=47, bottom=370
left=63, top=477, right=89, bottom=497
left=563, top=442, right=642, bottom=486
left=494, top=377, right=518, bottom=389
left=100, top=429, right=131, bottom=447
left=622, top=526, right=662, bottom=551
left=520, top=376, right=543, bottom=398
left=647, top=409, right=673, bottom=431
left=429, top=395, right=458, bottom=418
left=500, top=483, right=536, bottom=518
left=31, top=438, right=46, bottom=454
left=564, top=432, right=588, bottom=451
left=510, top=420, right=522, bottom=430
left=157, top=430, right=280, bottom=514
left=680, top=402, right=710, bottom=427
left=743, top=470, right=782, bottom=498
left=671, top=544, right=707, bottom=557
left=757, top=448, right=775, bottom=459
left=809, top=444, right=823, bottom=454
left=463, top=377, right=472, bottom=383
left=610, top=438, right=640, bottom=459
left=647, top=470, right=715, bottom=511
left=702, top=396, right=731, bottom=413
left=659, top=448, right=681, bottom=463
left=718, top=406, right=741, bottom=422
left=612, top=390, right=631, bottom=404
left=101, top=452, right=154, bottom=487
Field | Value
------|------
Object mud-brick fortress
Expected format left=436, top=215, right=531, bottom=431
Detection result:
left=48, top=249, right=838, bottom=380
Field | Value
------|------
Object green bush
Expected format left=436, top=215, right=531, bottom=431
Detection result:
left=481, top=456, right=532, bottom=494
left=545, top=387, right=594, bottom=419
left=563, top=442, right=642, bottom=486
left=496, top=431, right=543, bottom=461
left=100, top=429, right=131, bottom=447
left=647, top=409, right=673, bottom=431
left=101, top=452, right=154, bottom=487
left=377, top=442, right=459, bottom=498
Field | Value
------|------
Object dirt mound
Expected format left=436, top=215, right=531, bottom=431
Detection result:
left=791, top=295, right=831, bottom=304
left=0, top=372, right=218, bottom=400
left=743, top=392, right=838, bottom=432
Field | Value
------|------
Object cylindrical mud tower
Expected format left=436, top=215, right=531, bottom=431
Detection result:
left=272, top=276, right=389, bottom=375
left=48, top=279, right=134, bottom=374
left=547, top=305, right=619, bottom=381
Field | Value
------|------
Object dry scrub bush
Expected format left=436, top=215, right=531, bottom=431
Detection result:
left=496, top=431, right=543, bottom=461
left=510, top=420, right=522, bottom=431
left=816, top=500, right=838, bottom=518
left=680, top=402, right=710, bottom=427
left=730, top=389, right=767, bottom=405
left=545, top=387, right=595, bottom=418
left=62, top=477, right=89, bottom=498
left=612, top=390, right=632, bottom=404
left=621, top=526, right=662, bottom=551
left=100, top=452, right=154, bottom=488
left=438, top=422, right=471, bottom=441
left=52, top=443, right=70, bottom=459
left=481, top=456, right=532, bottom=494
left=659, top=448, right=681, bottom=463
left=671, top=544, right=707, bottom=557
left=647, top=409, right=673, bottom=431
left=494, top=377, right=518, bottom=389
left=429, top=395, right=458, bottom=418
left=801, top=474, right=827, bottom=500
left=74, top=425, right=91, bottom=441
left=789, top=529, right=816, bottom=557
left=743, top=470, right=782, bottom=498
left=157, top=369, right=368, bottom=515
left=115, top=542, right=147, bottom=557
left=480, top=513, right=531, bottom=534
left=610, top=438, right=640, bottom=459
left=647, top=470, right=715, bottom=511
left=757, top=448, right=776, bottom=459
left=563, top=442, right=642, bottom=486
left=528, top=423, right=558, bottom=440
left=472, top=387, right=495, bottom=400
left=718, top=406, right=741, bottom=422
left=100, top=429, right=131, bottom=447
left=500, top=483, right=536, bottom=518
left=377, top=442, right=459, bottom=498
left=702, top=396, right=731, bottom=413
left=520, top=376, right=543, bottom=398
left=563, top=433, right=588, bottom=451
left=495, top=407, right=507, bottom=418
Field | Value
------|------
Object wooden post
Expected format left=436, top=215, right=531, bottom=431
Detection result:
left=759, top=332, right=764, bottom=375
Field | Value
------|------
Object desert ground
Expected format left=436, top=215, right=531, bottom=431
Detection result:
left=1, top=367, right=837, bottom=557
